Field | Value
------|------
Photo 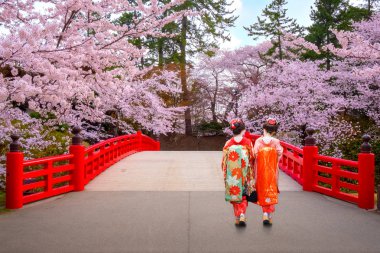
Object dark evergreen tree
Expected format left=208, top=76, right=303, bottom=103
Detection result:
left=244, top=0, right=304, bottom=60
left=305, top=0, right=369, bottom=70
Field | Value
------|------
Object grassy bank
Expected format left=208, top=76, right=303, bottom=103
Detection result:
left=0, top=192, right=9, bottom=214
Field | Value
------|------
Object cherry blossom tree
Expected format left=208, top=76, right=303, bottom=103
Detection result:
left=0, top=0, right=192, bottom=183
left=328, top=13, right=380, bottom=127
left=191, top=51, right=234, bottom=123
left=203, top=36, right=354, bottom=150
left=227, top=24, right=378, bottom=151
left=0, top=0, right=189, bottom=138
left=239, top=59, right=354, bottom=148
left=190, top=44, right=273, bottom=125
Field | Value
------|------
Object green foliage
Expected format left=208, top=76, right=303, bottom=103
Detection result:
left=29, top=111, right=41, bottom=119
left=195, top=121, right=226, bottom=136
left=305, top=0, right=370, bottom=67
left=117, top=0, right=237, bottom=68
left=338, top=137, right=380, bottom=189
left=198, top=121, right=224, bottom=131
left=245, top=0, right=304, bottom=39
left=29, top=129, right=72, bottom=159
left=0, top=172, right=4, bottom=192
left=0, top=122, right=72, bottom=172
left=0, top=121, right=76, bottom=193
left=244, top=0, right=304, bottom=60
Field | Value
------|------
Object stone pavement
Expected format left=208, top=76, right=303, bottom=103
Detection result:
left=0, top=151, right=379, bottom=253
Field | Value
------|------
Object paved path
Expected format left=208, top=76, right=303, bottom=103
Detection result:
left=85, top=151, right=301, bottom=192
left=0, top=151, right=379, bottom=253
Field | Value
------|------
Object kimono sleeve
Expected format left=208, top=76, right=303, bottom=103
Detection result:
left=252, top=138, right=261, bottom=159
left=221, top=149, right=228, bottom=180
left=274, top=139, right=283, bottom=160
left=221, top=141, right=231, bottom=181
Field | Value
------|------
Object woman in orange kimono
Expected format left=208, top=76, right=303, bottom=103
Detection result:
left=253, top=118, right=283, bottom=226
left=221, top=119, right=255, bottom=226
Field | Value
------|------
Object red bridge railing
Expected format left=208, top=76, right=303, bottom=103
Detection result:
left=6, top=128, right=375, bottom=210
left=6, top=129, right=159, bottom=209
left=246, top=129, right=375, bottom=210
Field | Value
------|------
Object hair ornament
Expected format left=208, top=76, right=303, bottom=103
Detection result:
left=267, top=118, right=277, bottom=125
left=230, top=119, right=241, bottom=129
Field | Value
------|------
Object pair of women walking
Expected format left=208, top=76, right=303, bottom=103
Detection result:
left=221, top=118, right=283, bottom=226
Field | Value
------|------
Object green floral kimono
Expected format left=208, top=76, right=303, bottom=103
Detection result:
left=222, top=137, right=255, bottom=202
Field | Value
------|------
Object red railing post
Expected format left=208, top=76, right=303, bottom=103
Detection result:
left=70, top=127, right=85, bottom=191
left=302, top=128, right=318, bottom=192
left=137, top=131, right=142, bottom=151
left=6, top=134, right=24, bottom=209
left=358, top=135, right=375, bottom=209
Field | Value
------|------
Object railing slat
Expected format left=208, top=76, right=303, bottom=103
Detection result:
left=23, top=181, right=47, bottom=191
left=316, top=155, right=359, bottom=168
left=23, top=154, right=74, bottom=167
left=52, top=175, right=73, bottom=185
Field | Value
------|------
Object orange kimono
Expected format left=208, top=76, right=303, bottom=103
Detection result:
left=253, top=136, right=283, bottom=210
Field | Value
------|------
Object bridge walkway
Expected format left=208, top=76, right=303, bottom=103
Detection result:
left=0, top=151, right=379, bottom=253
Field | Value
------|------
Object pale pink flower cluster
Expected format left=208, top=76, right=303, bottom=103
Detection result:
left=0, top=0, right=189, bottom=150
left=193, top=16, right=379, bottom=152
left=328, top=13, right=380, bottom=126
left=0, top=0, right=191, bottom=188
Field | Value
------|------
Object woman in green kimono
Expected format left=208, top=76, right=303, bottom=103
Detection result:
left=221, top=119, right=255, bottom=226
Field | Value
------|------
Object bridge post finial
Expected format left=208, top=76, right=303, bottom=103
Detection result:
left=302, top=127, right=318, bottom=192
left=9, top=134, right=21, bottom=152
left=360, top=135, right=371, bottom=153
left=113, top=127, right=119, bottom=137
left=304, top=128, right=316, bottom=146
left=6, top=133, right=24, bottom=209
left=71, top=127, right=82, bottom=146
left=358, top=134, right=375, bottom=209
left=70, top=127, right=85, bottom=191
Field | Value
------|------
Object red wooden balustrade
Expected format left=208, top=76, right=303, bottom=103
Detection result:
left=6, top=130, right=159, bottom=209
left=6, top=129, right=374, bottom=210
left=245, top=131, right=375, bottom=210
left=313, top=155, right=359, bottom=204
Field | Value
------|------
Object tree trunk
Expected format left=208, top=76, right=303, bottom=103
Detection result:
left=326, top=51, right=331, bottom=70
left=278, top=34, right=283, bottom=60
left=326, top=32, right=331, bottom=70
left=211, top=74, right=219, bottom=122
left=158, top=38, right=164, bottom=68
left=180, top=16, right=192, bottom=135
left=211, top=102, right=217, bottom=122
left=368, top=0, right=371, bottom=13
left=326, top=4, right=332, bottom=71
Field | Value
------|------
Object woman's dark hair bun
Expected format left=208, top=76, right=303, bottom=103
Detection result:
left=230, top=119, right=245, bottom=135
left=263, top=117, right=279, bottom=134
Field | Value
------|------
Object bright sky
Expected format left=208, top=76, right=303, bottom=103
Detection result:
left=222, top=0, right=363, bottom=49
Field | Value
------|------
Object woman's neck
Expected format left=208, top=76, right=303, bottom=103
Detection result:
left=263, top=132, right=272, bottom=137
left=263, top=129, right=273, bottom=137
left=233, top=132, right=244, bottom=142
